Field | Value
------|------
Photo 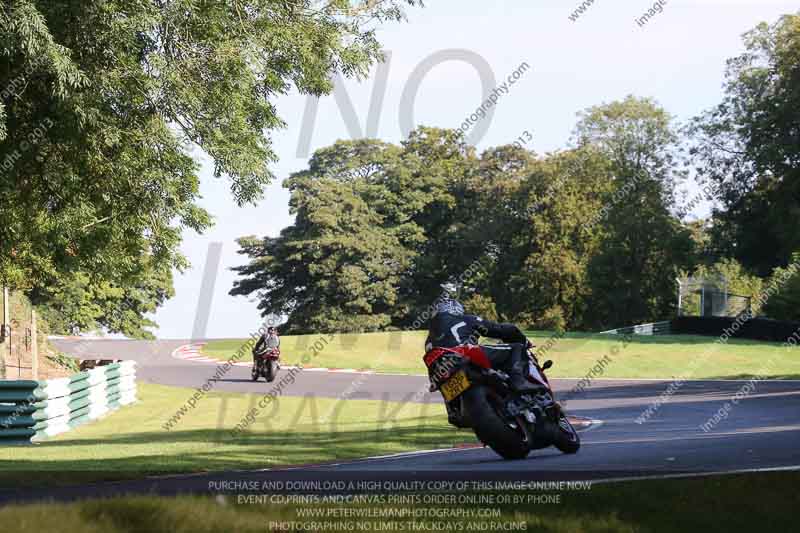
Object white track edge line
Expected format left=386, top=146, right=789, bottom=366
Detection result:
left=589, top=464, right=800, bottom=484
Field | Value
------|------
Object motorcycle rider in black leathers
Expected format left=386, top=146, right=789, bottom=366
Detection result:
left=253, top=326, right=280, bottom=363
left=425, top=298, right=540, bottom=393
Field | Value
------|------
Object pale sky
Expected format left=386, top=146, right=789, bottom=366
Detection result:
left=150, top=0, right=798, bottom=339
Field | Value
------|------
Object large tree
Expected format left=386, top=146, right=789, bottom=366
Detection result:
left=499, top=147, right=612, bottom=330
left=688, top=12, right=800, bottom=276
left=231, top=129, right=483, bottom=333
left=31, top=258, right=174, bottom=339
left=576, top=96, right=694, bottom=328
left=231, top=138, right=416, bottom=333
left=231, top=129, right=617, bottom=332
left=0, top=0, right=416, bottom=335
left=233, top=100, right=705, bottom=333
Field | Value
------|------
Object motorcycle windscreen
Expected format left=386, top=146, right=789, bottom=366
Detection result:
left=527, top=361, right=549, bottom=387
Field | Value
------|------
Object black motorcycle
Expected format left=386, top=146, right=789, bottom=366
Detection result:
left=423, top=343, right=580, bottom=460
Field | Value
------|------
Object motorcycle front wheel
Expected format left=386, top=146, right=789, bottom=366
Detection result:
left=265, top=360, right=278, bottom=382
left=553, top=413, right=581, bottom=454
left=462, top=385, right=530, bottom=460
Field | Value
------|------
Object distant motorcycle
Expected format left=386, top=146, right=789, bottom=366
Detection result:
left=252, top=346, right=280, bottom=382
left=423, top=343, right=580, bottom=460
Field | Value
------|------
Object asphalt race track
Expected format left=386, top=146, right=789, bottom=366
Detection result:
left=9, top=337, right=798, bottom=502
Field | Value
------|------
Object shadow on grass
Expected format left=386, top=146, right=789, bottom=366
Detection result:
left=0, top=422, right=472, bottom=487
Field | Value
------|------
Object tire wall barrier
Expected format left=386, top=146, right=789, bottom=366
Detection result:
left=0, top=361, right=137, bottom=444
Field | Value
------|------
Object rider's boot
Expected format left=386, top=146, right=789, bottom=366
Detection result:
left=509, top=344, right=542, bottom=394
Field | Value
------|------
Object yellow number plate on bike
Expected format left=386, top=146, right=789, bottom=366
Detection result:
left=441, top=371, right=470, bottom=401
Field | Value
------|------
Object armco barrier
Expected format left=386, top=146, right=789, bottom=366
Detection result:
left=600, top=321, right=672, bottom=336
left=0, top=361, right=137, bottom=444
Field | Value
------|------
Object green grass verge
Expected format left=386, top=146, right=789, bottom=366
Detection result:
left=1, top=472, right=798, bottom=532
left=0, top=382, right=460, bottom=487
left=203, top=330, right=800, bottom=379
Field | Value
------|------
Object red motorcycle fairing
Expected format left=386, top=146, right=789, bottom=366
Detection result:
left=423, top=345, right=492, bottom=369
left=256, top=348, right=280, bottom=361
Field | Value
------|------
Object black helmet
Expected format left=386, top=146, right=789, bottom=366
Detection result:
left=433, top=298, right=464, bottom=317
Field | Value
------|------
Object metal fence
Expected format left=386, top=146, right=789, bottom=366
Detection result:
left=677, top=277, right=752, bottom=318
left=1, top=288, right=45, bottom=380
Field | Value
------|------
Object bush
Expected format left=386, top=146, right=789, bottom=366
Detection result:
left=532, top=305, right=567, bottom=334
left=46, top=353, right=81, bottom=374
left=763, top=252, right=800, bottom=322
left=461, top=294, right=499, bottom=322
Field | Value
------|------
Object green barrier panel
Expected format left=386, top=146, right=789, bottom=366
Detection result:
left=103, top=378, right=125, bottom=391
left=31, top=405, right=66, bottom=422
left=64, top=385, right=92, bottom=404
left=0, top=427, right=36, bottom=438
left=0, top=390, right=38, bottom=402
left=0, top=414, right=36, bottom=428
left=32, top=412, right=93, bottom=441
left=43, top=376, right=119, bottom=402
left=68, top=394, right=93, bottom=413
left=0, top=438, right=34, bottom=445
left=0, top=403, right=36, bottom=415
left=103, top=383, right=124, bottom=398
left=68, top=370, right=91, bottom=384
left=0, top=380, right=40, bottom=390
left=105, top=395, right=123, bottom=408
left=31, top=409, right=88, bottom=435
left=64, top=363, right=122, bottom=384
left=47, top=368, right=129, bottom=398
left=32, top=415, right=67, bottom=431
left=33, top=398, right=90, bottom=427
left=31, top=381, right=133, bottom=422
left=35, top=388, right=120, bottom=423
left=105, top=388, right=120, bottom=401
left=3, top=362, right=137, bottom=444
left=68, top=413, right=91, bottom=428
left=66, top=403, right=92, bottom=422
left=28, top=388, right=92, bottom=418
left=24, top=382, right=85, bottom=404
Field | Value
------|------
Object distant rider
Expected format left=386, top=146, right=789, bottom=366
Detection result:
left=425, top=298, right=539, bottom=393
left=253, top=326, right=280, bottom=362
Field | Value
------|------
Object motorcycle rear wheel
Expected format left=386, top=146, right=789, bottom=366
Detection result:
left=462, top=386, right=530, bottom=460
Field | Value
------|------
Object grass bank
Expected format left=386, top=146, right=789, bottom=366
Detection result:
left=1, top=472, right=797, bottom=532
left=202, top=331, right=800, bottom=379
left=0, top=382, right=459, bottom=487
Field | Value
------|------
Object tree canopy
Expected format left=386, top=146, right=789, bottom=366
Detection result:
left=688, top=13, right=800, bottom=277
left=232, top=108, right=695, bottom=333
left=232, top=24, right=800, bottom=333
left=0, top=0, right=417, bottom=336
